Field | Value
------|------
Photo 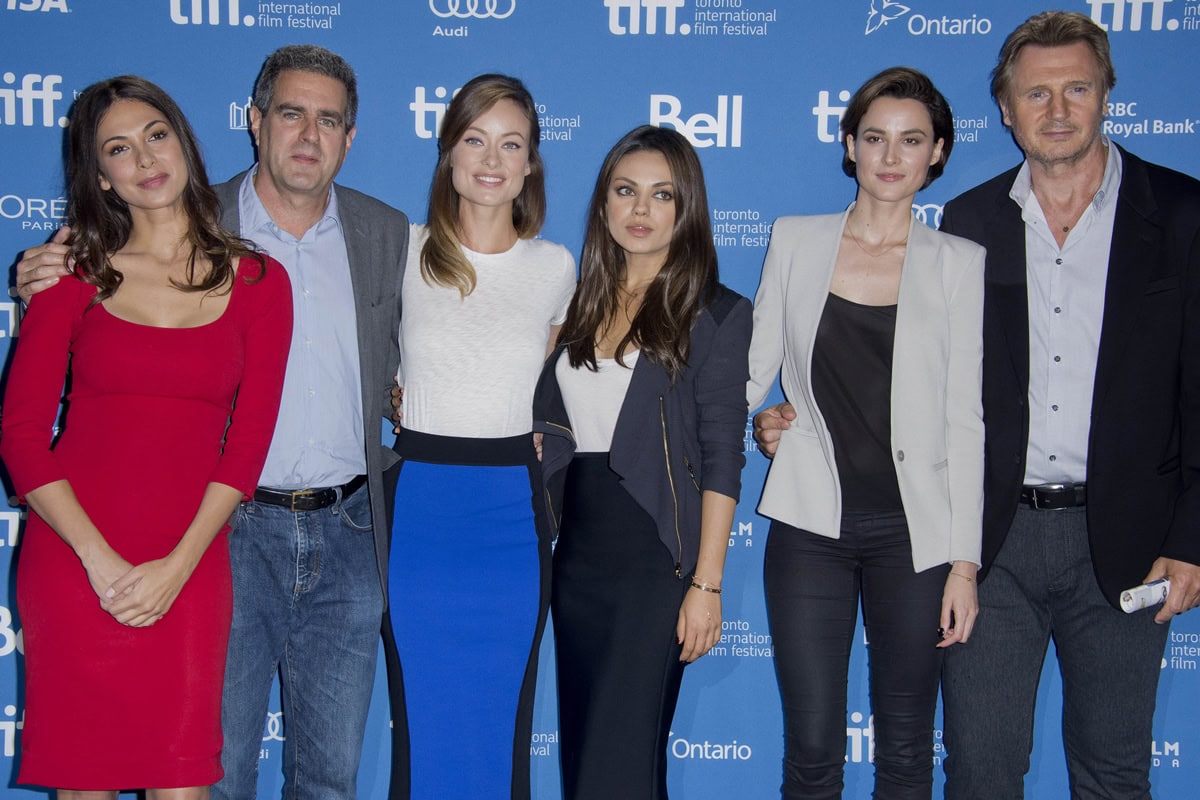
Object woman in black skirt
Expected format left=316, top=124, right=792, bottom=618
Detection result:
left=534, top=125, right=752, bottom=800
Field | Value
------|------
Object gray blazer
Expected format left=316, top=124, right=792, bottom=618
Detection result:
left=747, top=210, right=985, bottom=571
left=215, top=171, right=408, bottom=603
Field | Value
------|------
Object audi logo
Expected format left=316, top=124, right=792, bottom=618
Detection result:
left=911, top=203, right=943, bottom=229
left=262, top=711, right=286, bottom=742
left=429, top=0, right=517, bottom=19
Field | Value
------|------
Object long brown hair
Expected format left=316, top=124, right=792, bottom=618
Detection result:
left=66, top=75, right=261, bottom=302
left=421, top=73, right=545, bottom=298
left=560, top=125, right=718, bottom=382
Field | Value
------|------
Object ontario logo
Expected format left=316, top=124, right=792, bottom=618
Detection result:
left=864, top=0, right=991, bottom=36
left=865, top=0, right=909, bottom=33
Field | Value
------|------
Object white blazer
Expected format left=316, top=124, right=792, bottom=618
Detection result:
left=747, top=210, right=985, bottom=571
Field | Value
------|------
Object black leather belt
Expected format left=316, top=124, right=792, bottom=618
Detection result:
left=1020, top=482, right=1087, bottom=510
left=253, top=475, right=367, bottom=512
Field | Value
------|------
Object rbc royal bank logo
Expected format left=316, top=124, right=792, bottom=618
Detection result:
left=170, top=0, right=255, bottom=26
left=651, top=93, right=742, bottom=148
left=5, top=0, right=69, bottom=11
left=429, top=0, right=516, bottom=18
left=0, top=72, right=66, bottom=127
left=1086, top=0, right=1193, bottom=32
left=606, top=0, right=691, bottom=35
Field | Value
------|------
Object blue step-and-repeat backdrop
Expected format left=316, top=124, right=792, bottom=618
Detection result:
left=3, top=1, right=1199, bottom=797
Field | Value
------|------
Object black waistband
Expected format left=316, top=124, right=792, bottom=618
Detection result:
left=254, top=474, right=367, bottom=512
left=1020, top=482, right=1087, bottom=510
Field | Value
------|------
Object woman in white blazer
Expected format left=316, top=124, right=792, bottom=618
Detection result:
left=746, top=67, right=985, bottom=799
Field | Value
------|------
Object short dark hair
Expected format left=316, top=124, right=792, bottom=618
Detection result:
left=839, top=66, right=954, bottom=189
left=991, top=11, right=1116, bottom=111
left=253, top=44, right=358, bottom=129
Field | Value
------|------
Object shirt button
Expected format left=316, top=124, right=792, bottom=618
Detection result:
left=1054, top=355, right=1062, bottom=363
left=1049, top=455, right=1057, bottom=462
left=1054, top=307, right=1062, bottom=314
left=1055, top=258, right=1063, bottom=265
left=1051, top=404, right=1059, bottom=411
left=897, top=450, right=905, bottom=462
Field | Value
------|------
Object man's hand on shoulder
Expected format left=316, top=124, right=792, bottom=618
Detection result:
left=16, top=226, right=73, bottom=303
left=753, top=402, right=796, bottom=459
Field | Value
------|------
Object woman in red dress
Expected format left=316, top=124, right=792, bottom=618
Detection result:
left=0, top=76, right=291, bottom=799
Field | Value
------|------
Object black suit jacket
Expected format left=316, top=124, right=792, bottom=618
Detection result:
left=941, top=145, right=1200, bottom=607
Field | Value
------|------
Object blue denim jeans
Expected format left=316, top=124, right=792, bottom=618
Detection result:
left=212, top=483, right=383, bottom=800
left=942, top=506, right=1170, bottom=800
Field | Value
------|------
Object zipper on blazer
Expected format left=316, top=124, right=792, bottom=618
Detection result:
left=683, top=455, right=701, bottom=493
left=540, top=420, right=573, bottom=534
left=659, top=396, right=683, bottom=578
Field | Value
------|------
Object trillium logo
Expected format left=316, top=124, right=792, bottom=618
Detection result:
left=865, top=0, right=909, bottom=34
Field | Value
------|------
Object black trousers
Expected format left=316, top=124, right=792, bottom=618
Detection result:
left=764, top=511, right=949, bottom=800
left=552, top=454, right=689, bottom=800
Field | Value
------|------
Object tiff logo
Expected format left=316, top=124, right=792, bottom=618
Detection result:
left=410, top=85, right=462, bottom=139
left=1086, top=0, right=1178, bottom=31
left=5, top=0, right=69, bottom=10
left=813, top=89, right=852, bottom=143
left=170, top=0, right=254, bottom=26
left=0, top=72, right=65, bottom=127
left=0, top=704, right=22, bottom=758
left=606, top=0, right=688, bottom=34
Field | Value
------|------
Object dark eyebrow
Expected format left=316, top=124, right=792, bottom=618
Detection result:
left=101, top=118, right=169, bottom=148
left=276, top=102, right=345, bottom=124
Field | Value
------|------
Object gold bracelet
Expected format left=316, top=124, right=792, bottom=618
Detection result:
left=949, top=572, right=975, bottom=583
left=690, top=579, right=722, bottom=594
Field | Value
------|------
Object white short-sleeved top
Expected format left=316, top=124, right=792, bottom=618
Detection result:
left=398, top=223, right=577, bottom=438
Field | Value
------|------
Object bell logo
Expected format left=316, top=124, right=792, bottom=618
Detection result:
left=169, top=0, right=254, bottom=26
left=650, top=94, right=742, bottom=148
left=5, top=0, right=69, bottom=11
left=1086, top=0, right=1180, bottom=31
left=606, top=0, right=690, bottom=35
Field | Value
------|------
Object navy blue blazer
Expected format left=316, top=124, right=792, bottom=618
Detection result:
left=534, top=285, right=752, bottom=577
left=941, top=146, right=1200, bottom=607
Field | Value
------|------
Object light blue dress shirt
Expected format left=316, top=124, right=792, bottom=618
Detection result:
left=237, top=169, right=365, bottom=490
left=1013, top=142, right=1122, bottom=485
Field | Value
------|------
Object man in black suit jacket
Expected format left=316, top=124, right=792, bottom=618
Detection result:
left=937, top=12, right=1200, bottom=799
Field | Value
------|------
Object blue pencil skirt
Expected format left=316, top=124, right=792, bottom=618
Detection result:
left=385, top=428, right=549, bottom=800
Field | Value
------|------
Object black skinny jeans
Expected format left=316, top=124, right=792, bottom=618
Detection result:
left=764, top=511, right=950, bottom=800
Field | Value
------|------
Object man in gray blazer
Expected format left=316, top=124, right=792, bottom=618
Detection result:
left=16, top=45, right=407, bottom=799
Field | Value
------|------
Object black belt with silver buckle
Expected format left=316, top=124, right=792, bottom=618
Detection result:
left=253, top=474, right=367, bottom=512
left=1020, top=482, right=1087, bottom=511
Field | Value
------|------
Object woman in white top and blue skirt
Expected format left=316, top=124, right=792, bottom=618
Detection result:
left=385, top=74, right=576, bottom=800
left=535, top=126, right=752, bottom=799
